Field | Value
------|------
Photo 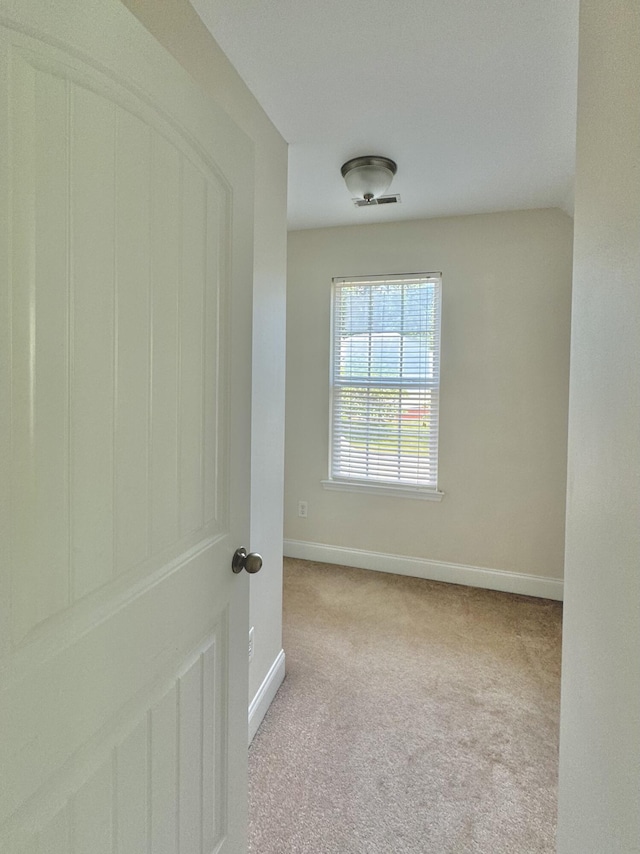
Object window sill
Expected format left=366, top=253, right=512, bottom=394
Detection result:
left=321, top=479, right=444, bottom=501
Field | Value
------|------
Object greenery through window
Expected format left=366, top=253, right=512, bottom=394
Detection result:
left=329, top=273, right=442, bottom=491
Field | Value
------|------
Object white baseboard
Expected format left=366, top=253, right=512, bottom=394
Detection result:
left=283, top=539, right=563, bottom=601
left=248, top=649, right=286, bottom=745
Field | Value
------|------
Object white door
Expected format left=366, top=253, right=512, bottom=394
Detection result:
left=0, top=2, right=254, bottom=851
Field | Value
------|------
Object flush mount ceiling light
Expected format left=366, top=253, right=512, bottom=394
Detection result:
left=341, top=156, right=397, bottom=204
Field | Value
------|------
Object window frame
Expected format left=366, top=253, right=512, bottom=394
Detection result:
left=323, top=272, right=444, bottom=501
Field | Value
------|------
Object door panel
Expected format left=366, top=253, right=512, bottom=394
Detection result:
left=0, top=2, right=253, bottom=851
left=114, top=108, right=152, bottom=574
left=6, top=627, right=229, bottom=854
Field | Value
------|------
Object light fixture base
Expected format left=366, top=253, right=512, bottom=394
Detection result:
left=340, top=156, right=397, bottom=179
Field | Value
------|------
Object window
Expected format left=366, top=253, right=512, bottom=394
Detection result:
left=324, top=272, right=443, bottom=499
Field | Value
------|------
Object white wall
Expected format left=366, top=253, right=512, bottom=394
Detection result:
left=121, top=0, right=287, bottom=724
left=557, top=0, right=640, bottom=850
left=285, top=210, right=573, bottom=596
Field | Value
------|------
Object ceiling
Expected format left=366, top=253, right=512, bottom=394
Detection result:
left=189, top=0, right=579, bottom=231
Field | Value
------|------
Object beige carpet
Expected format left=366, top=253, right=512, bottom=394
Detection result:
left=249, top=558, right=562, bottom=854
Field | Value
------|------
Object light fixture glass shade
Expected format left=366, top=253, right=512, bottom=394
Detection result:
left=341, top=156, right=397, bottom=200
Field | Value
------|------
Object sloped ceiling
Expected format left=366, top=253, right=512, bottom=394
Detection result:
left=190, top=0, right=579, bottom=230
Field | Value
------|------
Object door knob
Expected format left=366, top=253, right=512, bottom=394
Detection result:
left=232, top=547, right=263, bottom=574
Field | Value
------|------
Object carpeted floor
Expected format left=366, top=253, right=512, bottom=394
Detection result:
left=249, top=558, right=563, bottom=854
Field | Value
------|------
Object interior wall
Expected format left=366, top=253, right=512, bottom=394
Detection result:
left=557, top=0, right=640, bottom=849
left=121, top=0, right=287, bottom=710
left=285, top=210, right=573, bottom=590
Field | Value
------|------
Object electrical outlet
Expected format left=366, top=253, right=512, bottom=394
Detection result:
left=248, top=626, right=254, bottom=663
left=298, top=500, right=308, bottom=518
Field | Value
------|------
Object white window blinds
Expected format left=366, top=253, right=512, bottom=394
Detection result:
left=330, top=273, right=442, bottom=491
